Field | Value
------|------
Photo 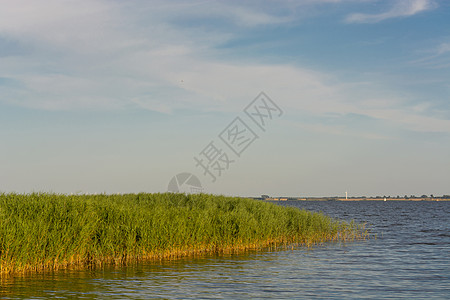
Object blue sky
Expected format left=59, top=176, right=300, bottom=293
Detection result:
left=1, top=0, right=449, bottom=197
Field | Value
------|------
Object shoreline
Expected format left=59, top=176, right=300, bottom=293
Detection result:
left=337, top=197, right=446, bottom=201
left=260, top=197, right=448, bottom=201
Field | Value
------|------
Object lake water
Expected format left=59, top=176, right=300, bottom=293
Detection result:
left=1, top=201, right=449, bottom=299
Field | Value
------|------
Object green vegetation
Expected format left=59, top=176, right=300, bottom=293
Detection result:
left=0, top=193, right=366, bottom=275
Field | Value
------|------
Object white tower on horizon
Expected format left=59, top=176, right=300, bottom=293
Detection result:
left=345, top=191, right=348, bottom=200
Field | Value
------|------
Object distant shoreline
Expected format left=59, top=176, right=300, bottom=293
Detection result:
left=257, top=197, right=448, bottom=202
left=336, top=198, right=446, bottom=201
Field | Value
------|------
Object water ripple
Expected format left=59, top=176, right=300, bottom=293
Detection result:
left=1, top=201, right=449, bottom=299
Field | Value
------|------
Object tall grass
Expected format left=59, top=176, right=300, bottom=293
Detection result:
left=0, top=193, right=366, bottom=275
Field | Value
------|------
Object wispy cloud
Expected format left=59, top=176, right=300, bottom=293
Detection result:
left=345, top=0, right=437, bottom=23
left=436, top=42, right=450, bottom=55
left=0, top=0, right=309, bottom=113
left=409, top=39, right=450, bottom=69
left=0, top=0, right=448, bottom=135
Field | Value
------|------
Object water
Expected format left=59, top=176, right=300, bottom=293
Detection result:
left=1, top=201, right=449, bottom=299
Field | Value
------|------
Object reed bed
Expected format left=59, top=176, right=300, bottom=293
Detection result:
left=0, top=193, right=367, bottom=275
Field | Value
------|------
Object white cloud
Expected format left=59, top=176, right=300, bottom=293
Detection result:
left=409, top=39, right=450, bottom=69
left=0, top=0, right=308, bottom=113
left=437, top=42, right=450, bottom=55
left=0, top=0, right=448, bottom=135
left=345, top=0, right=437, bottom=23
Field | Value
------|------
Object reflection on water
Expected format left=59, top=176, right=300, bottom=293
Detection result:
left=1, top=201, right=449, bottom=299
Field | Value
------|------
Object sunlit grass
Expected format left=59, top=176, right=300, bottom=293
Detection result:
left=0, top=193, right=367, bottom=275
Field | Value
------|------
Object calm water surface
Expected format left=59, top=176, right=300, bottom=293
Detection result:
left=1, top=201, right=449, bottom=299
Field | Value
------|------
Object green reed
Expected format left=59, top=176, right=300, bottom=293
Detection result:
left=0, top=193, right=367, bottom=274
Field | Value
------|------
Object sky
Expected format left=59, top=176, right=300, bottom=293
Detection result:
left=1, top=0, right=449, bottom=197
